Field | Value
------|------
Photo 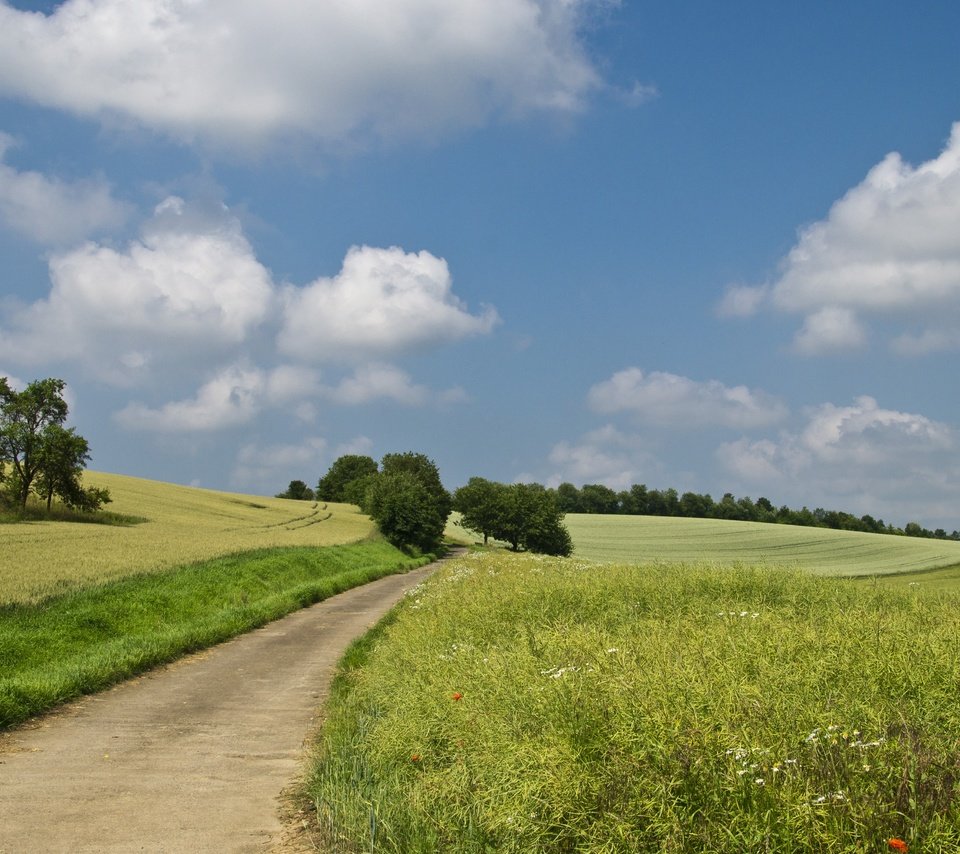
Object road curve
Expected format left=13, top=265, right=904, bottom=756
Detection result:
left=0, top=554, right=453, bottom=853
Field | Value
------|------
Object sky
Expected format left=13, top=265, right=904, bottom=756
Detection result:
left=1, top=1, right=959, bottom=530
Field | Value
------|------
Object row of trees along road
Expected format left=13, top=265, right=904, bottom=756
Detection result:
left=310, top=456, right=572, bottom=557
left=0, top=377, right=109, bottom=514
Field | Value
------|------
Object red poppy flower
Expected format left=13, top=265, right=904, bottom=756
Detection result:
left=452, top=692, right=463, bottom=701
left=888, top=839, right=909, bottom=853
left=410, top=753, right=421, bottom=763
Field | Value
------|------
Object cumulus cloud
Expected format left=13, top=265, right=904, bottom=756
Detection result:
left=325, top=363, right=429, bottom=406
left=278, top=245, right=498, bottom=362
left=231, top=436, right=328, bottom=491
left=588, top=368, right=787, bottom=430
left=718, top=396, right=957, bottom=523
left=0, top=132, right=130, bottom=244
left=721, top=123, right=960, bottom=355
left=0, top=196, right=274, bottom=383
left=0, top=0, right=606, bottom=150
left=547, top=425, right=657, bottom=490
left=115, top=365, right=267, bottom=432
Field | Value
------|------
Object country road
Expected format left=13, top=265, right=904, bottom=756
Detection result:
left=0, top=555, right=450, bottom=853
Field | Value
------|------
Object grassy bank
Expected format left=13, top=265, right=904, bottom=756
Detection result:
left=309, top=550, right=960, bottom=852
left=0, top=540, right=432, bottom=729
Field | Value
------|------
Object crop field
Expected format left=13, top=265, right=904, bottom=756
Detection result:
left=1, top=471, right=376, bottom=605
left=566, top=513, right=960, bottom=578
left=309, top=550, right=960, bottom=852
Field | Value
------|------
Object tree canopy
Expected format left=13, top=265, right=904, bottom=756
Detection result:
left=453, top=479, right=572, bottom=557
left=365, top=452, right=450, bottom=554
left=0, top=377, right=108, bottom=513
left=316, top=454, right=378, bottom=504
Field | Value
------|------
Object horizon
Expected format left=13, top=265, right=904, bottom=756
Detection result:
left=2, top=1, right=959, bottom=529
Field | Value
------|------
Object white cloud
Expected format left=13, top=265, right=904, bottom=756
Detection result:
left=716, top=284, right=767, bottom=318
left=0, top=132, right=130, bottom=244
left=792, top=306, right=867, bottom=355
left=232, top=436, right=328, bottom=492
left=326, top=363, right=429, bottom=406
left=725, top=123, right=960, bottom=355
left=0, top=0, right=605, bottom=150
left=547, top=425, right=656, bottom=490
left=718, top=396, right=957, bottom=524
left=588, top=368, right=787, bottom=429
left=114, top=362, right=329, bottom=432
left=279, top=245, right=498, bottom=363
left=115, top=365, right=266, bottom=432
left=0, top=196, right=274, bottom=383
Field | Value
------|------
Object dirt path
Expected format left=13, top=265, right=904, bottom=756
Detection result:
left=0, top=555, right=452, bottom=854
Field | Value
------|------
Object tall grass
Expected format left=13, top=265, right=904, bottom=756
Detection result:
left=0, top=541, right=431, bottom=729
left=309, top=551, right=960, bottom=852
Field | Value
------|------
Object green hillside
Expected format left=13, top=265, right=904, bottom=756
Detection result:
left=566, top=513, right=960, bottom=578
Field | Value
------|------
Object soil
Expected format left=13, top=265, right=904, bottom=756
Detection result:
left=0, top=554, right=453, bottom=853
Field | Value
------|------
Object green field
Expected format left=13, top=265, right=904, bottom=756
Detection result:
left=1, top=471, right=377, bottom=605
left=309, top=549, right=960, bottom=853
left=566, top=513, right=960, bottom=579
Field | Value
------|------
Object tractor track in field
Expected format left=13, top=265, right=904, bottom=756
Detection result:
left=0, top=552, right=459, bottom=853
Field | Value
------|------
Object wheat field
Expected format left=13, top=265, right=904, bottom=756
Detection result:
left=565, top=513, right=960, bottom=577
left=2, top=471, right=376, bottom=605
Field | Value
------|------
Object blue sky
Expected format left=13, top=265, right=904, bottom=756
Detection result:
left=1, top=1, right=960, bottom=529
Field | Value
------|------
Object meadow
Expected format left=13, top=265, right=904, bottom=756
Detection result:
left=1, top=471, right=377, bottom=605
left=309, top=550, right=960, bottom=853
left=566, top=513, right=960, bottom=579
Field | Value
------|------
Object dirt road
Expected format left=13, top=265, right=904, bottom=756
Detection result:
left=0, top=557, right=448, bottom=853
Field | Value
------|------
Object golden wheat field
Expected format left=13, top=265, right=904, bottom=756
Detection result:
left=2, top=471, right=377, bottom=605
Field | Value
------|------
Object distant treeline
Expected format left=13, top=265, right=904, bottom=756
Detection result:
left=553, top=482, right=960, bottom=542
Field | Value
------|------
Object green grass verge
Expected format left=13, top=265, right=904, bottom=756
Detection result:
left=308, top=550, right=960, bottom=853
left=0, top=540, right=432, bottom=730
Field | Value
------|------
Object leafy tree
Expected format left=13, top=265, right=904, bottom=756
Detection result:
left=491, top=482, right=572, bottom=556
left=555, top=482, right=582, bottom=513
left=34, top=424, right=91, bottom=511
left=0, top=377, right=108, bottom=513
left=367, top=465, right=448, bottom=554
left=276, top=479, right=315, bottom=501
left=1, top=377, right=69, bottom=507
left=579, top=483, right=620, bottom=515
left=452, top=477, right=504, bottom=545
left=316, top=454, right=378, bottom=503
left=380, top=452, right=452, bottom=519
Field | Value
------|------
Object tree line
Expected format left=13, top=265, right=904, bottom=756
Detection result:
left=294, top=455, right=572, bottom=557
left=0, top=377, right=109, bottom=515
left=286, top=463, right=959, bottom=546
left=552, top=481, right=960, bottom=541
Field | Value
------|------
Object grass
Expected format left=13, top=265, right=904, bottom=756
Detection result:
left=308, top=550, right=960, bottom=853
left=566, top=513, right=960, bottom=578
left=0, top=540, right=433, bottom=730
left=1, top=471, right=377, bottom=605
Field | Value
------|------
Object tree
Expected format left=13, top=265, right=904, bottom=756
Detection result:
left=366, top=461, right=449, bottom=554
left=34, top=424, right=91, bottom=511
left=579, top=483, right=619, bottom=515
left=0, top=377, right=108, bottom=512
left=316, top=454, right=378, bottom=503
left=1, top=377, right=69, bottom=508
left=452, top=477, right=504, bottom=545
left=490, top=482, right=572, bottom=556
left=276, top=479, right=315, bottom=501
left=380, top=452, right=452, bottom=520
